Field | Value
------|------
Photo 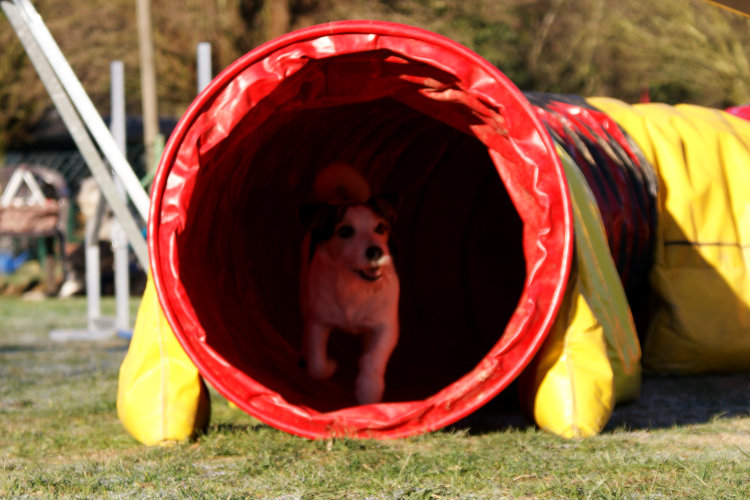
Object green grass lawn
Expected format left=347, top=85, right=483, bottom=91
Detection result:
left=1, top=296, right=750, bottom=498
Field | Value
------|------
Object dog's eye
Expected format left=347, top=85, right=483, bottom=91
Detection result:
left=374, top=222, right=389, bottom=235
left=336, top=225, right=355, bottom=238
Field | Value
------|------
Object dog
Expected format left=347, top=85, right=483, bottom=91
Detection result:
left=300, top=163, right=399, bottom=405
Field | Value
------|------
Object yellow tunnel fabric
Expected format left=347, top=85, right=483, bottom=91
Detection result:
left=589, top=98, right=750, bottom=374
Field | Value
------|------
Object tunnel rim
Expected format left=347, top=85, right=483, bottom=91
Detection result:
left=148, top=20, right=574, bottom=439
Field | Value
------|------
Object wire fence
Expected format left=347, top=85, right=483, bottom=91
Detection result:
left=3, top=144, right=148, bottom=195
left=1, top=145, right=148, bottom=258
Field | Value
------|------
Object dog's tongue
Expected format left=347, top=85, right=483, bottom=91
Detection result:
left=357, top=267, right=382, bottom=281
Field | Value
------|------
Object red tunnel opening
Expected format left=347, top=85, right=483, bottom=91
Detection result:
left=149, top=22, right=573, bottom=438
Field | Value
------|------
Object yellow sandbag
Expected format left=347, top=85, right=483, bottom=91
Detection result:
left=521, top=147, right=641, bottom=438
left=117, top=274, right=210, bottom=445
left=589, top=98, right=750, bottom=373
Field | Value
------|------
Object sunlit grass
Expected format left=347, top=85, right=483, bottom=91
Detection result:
left=1, top=297, right=750, bottom=498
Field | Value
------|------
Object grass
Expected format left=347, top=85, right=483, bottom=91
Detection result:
left=2, top=296, right=750, bottom=498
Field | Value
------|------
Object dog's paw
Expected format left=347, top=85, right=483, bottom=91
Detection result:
left=308, top=359, right=338, bottom=380
left=355, top=376, right=384, bottom=405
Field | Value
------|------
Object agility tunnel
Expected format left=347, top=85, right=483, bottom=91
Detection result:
left=117, top=21, right=750, bottom=443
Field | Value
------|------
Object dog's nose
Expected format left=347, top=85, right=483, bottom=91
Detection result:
left=366, top=246, right=383, bottom=262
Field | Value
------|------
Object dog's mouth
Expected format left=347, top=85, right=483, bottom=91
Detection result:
left=354, top=266, right=383, bottom=282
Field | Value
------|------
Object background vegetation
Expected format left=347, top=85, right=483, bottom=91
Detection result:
left=1, top=0, right=749, bottom=151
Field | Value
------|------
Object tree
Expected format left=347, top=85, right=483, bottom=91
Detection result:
left=1, top=0, right=749, bottom=153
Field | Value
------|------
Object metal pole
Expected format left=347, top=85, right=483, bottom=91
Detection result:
left=10, top=0, right=150, bottom=222
left=197, top=42, right=212, bottom=94
left=84, top=206, right=102, bottom=331
left=111, top=61, right=127, bottom=155
left=110, top=61, right=131, bottom=333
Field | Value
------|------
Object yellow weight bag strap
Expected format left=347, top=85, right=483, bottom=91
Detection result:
left=117, top=274, right=210, bottom=445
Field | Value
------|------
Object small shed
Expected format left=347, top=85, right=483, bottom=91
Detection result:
left=0, top=164, right=70, bottom=293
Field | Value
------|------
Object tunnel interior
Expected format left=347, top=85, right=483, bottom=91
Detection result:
left=149, top=33, right=572, bottom=433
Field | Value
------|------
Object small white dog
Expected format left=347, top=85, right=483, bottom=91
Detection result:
left=300, top=163, right=399, bottom=405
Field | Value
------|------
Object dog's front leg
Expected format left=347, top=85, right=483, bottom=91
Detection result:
left=304, top=322, right=338, bottom=380
left=356, top=323, right=399, bottom=405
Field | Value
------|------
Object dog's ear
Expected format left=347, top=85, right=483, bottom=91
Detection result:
left=300, top=203, right=340, bottom=262
left=368, top=194, right=400, bottom=225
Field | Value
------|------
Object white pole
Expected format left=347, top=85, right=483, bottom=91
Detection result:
left=84, top=211, right=102, bottom=331
left=110, top=61, right=131, bottom=334
left=197, top=42, right=212, bottom=94
left=11, top=0, right=150, bottom=222
left=111, top=61, right=126, bottom=154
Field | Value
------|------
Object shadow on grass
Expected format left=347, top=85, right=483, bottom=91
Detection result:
left=606, top=373, right=750, bottom=431
left=0, top=342, right=128, bottom=353
left=209, top=422, right=268, bottom=434
left=447, top=383, right=533, bottom=435
left=0, top=344, right=55, bottom=353
left=447, top=373, right=750, bottom=435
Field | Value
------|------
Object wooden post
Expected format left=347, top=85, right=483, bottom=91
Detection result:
left=262, top=0, right=290, bottom=41
left=136, top=0, right=159, bottom=173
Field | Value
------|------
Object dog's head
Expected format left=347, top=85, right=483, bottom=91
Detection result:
left=301, top=196, right=398, bottom=282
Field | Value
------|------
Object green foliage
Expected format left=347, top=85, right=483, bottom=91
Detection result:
left=1, top=0, right=749, bottom=152
left=0, top=19, right=48, bottom=150
left=0, top=0, right=250, bottom=152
